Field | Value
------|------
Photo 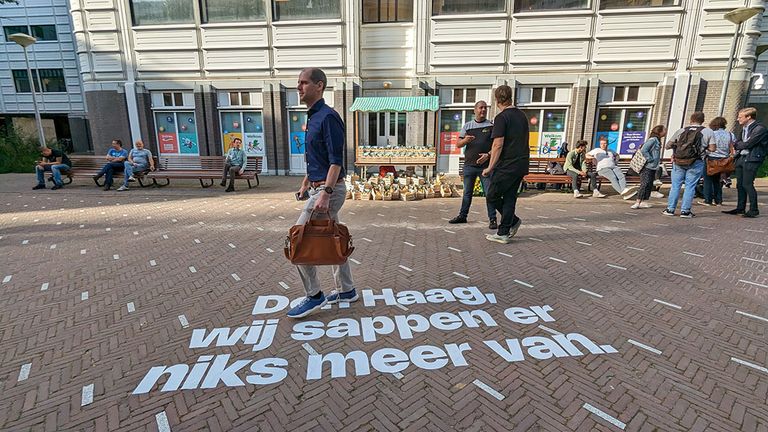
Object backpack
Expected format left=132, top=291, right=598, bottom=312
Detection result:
left=672, top=126, right=704, bottom=166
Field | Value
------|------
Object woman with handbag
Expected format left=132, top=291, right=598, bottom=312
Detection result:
left=700, top=117, right=734, bottom=206
left=631, top=125, right=666, bottom=209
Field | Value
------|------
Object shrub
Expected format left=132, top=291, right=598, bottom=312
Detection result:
left=0, top=130, right=54, bottom=174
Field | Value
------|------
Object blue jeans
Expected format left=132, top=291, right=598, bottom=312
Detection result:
left=702, top=170, right=723, bottom=205
left=36, top=164, right=69, bottom=186
left=667, top=159, right=704, bottom=213
left=459, top=165, right=496, bottom=220
left=96, top=161, right=124, bottom=187
left=123, top=162, right=148, bottom=186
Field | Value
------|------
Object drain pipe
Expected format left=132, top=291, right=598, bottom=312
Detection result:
left=115, top=0, right=141, bottom=144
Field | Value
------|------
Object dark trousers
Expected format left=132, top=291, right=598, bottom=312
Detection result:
left=459, top=165, right=496, bottom=220
left=735, top=158, right=760, bottom=212
left=702, top=171, right=723, bottom=205
left=637, top=167, right=656, bottom=201
left=486, top=172, right=524, bottom=236
left=566, top=170, right=596, bottom=191
left=221, top=163, right=242, bottom=188
left=97, top=162, right=124, bottom=187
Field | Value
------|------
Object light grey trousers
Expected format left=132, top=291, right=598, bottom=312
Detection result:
left=295, top=182, right=355, bottom=297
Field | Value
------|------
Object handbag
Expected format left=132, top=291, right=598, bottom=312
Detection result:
left=628, top=150, right=647, bottom=174
left=284, top=210, right=354, bottom=266
left=706, top=157, right=735, bottom=176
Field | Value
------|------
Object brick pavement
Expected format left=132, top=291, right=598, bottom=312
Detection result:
left=0, top=173, right=767, bottom=432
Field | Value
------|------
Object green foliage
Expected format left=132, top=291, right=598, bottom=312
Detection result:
left=0, top=129, right=43, bottom=174
left=759, top=158, right=768, bottom=178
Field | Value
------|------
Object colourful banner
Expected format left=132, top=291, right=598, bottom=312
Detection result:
left=178, top=132, right=199, bottom=155
left=440, top=132, right=461, bottom=155
left=540, top=132, right=564, bottom=157
left=244, top=132, right=265, bottom=157
left=158, top=132, right=178, bottom=154
left=619, top=131, right=645, bottom=155
left=528, top=132, right=539, bottom=156
left=290, top=132, right=305, bottom=155
left=222, top=132, right=243, bottom=154
left=593, top=131, right=620, bottom=153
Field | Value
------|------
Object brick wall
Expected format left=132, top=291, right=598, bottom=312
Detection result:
left=263, top=87, right=288, bottom=174
left=85, top=90, right=131, bottom=155
left=686, top=79, right=748, bottom=127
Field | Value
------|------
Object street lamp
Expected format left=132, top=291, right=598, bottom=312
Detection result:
left=8, top=32, right=46, bottom=148
left=718, top=7, right=763, bottom=116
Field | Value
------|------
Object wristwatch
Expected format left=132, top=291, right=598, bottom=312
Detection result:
left=323, top=186, right=334, bottom=194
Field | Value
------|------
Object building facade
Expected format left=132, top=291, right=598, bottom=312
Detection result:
left=0, top=0, right=89, bottom=151
left=69, top=0, right=766, bottom=174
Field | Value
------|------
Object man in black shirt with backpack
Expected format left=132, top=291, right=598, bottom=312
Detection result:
left=662, top=112, right=713, bottom=218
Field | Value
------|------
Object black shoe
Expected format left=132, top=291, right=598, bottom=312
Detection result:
left=220, top=181, right=226, bottom=187
left=743, top=210, right=759, bottom=218
left=488, top=219, right=498, bottom=230
left=225, top=187, right=235, bottom=193
left=104, top=185, right=111, bottom=191
left=722, top=208, right=745, bottom=215
left=32, top=184, right=45, bottom=190
left=51, top=184, right=63, bottom=190
left=448, top=216, right=467, bottom=224
left=509, top=217, right=523, bottom=238
left=93, top=175, right=101, bottom=181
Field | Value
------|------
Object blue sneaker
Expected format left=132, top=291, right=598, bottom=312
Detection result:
left=326, top=289, right=359, bottom=304
left=287, top=294, right=327, bottom=319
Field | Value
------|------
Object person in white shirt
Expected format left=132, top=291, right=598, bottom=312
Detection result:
left=586, top=135, right=637, bottom=199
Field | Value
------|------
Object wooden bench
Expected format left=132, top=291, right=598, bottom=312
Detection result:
left=52, top=155, right=155, bottom=187
left=147, top=155, right=262, bottom=188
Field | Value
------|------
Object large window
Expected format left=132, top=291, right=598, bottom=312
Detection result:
left=594, top=108, right=650, bottom=156
left=432, top=0, right=505, bottom=15
left=220, top=112, right=265, bottom=156
left=4, top=25, right=57, bottom=41
left=363, top=0, right=413, bottom=23
left=515, top=0, right=588, bottom=12
left=273, top=0, right=341, bottom=21
left=521, top=109, right=567, bottom=157
left=12, top=69, right=66, bottom=93
left=130, top=0, right=195, bottom=25
left=203, top=0, right=265, bottom=22
left=155, top=112, right=199, bottom=155
left=600, top=0, right=676, bottom=9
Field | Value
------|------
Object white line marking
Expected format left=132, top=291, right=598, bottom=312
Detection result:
left=735, top=310, right=768, bottom=323
left=408, top=215, right=418, bottom=219
left=548, top=257, right=567, bottom=263
left=150, top=260, right=157, bottom=267
left=595, top=229, right=611, bottom=233
left=2, top=275, right=11, bottom=283
left=81, top=384, right=94, bottom=406
left=572, top=217, right=586, bottom=221
left=302, top=343, right=319, bottom=355
left=399, top=265, right=412, bottom=272
left=278, top=216, right=285, bottom=220
left=81, top=249, right=87, bottom=255
left=403, top=241, right=415, bottom=247
left=392, top=372, right=404, bottom=379
left=626, top=246, right=645, bottom=251
left=739, top=279, right=768, bottom=289
left=348, top=212, right=355, bottom=215
left=194, top=239, right=201, bottom=244
left=537, top=325, right=562, bottom=335
left=653, top=299, right=682, bottom=310
left=50, top=244, right=56, bottom=249
left=279, top=282, right=290, bottom=290
left=697, top=226, right=714, bottom=230
left=690, top=237, right=710, bottom=242
left=18, top=363, right=31, bottom=381
left=742, top=257, right=768, bottom=264
left=40, top=283, right=48, bottom=291
left=377, top=214, right=385, bottom=217
left=113, top=254, right=119, bottom=260
left=162, top=234, right=168, bottom=239
left=350, top=258, right=361, bottom=265
left=641, top=233, right=659, bottom=238
left=155, top=411, right=171, bottom=432
left=472, top=379, right=505, bottom=401
left=105, top=228, right=111, bottom=232
left=653, top=223, right=669, bottom=227
left=407, top=227, right=417, bottom=231
left=81, top=292, right=89, bottom=300
left=448, top=247, right=462, bottom=252
left=266, top=248, right=274, bottom=253
left=579, top=288, right=603, bottom=298
left=22, top=240, right=29, bottom=245
left=590, top=211, right=601, bottom=214
left=731, top=357, right=768, bottom=374
left=555, top=208, right=567, bottom=212
left=537, top=215, right=549, bottom=219
left=178, top=315, right=189, bottom=328
left=576, top=241, right=592, bottom=246
left=371, top=223, right=380, bottom=227
left=231, top=273, right=241, bottom=281
left=361, top=238, right=373, bottom=242
left=172, top=219, right=177, bottom=223
left=228, top=243, right=236, bottom=249
left=132, top=231, right=138, bottom=235
left=582, top=403, right=626, bottom=430
left=441, top=217, right=450, bottom=221
left=188, top=266, right=197, bottom=273
left=127, top=302, right=135, bottom=313
left=256, top=227, right=264, bottom=231
left=627, top=339, right=662, bottom=355
left=683, top=251, right=704, bottom=257
left=528, top=237, right=543, bottom=242
left=453, top=272, right=470, bottom=279
left=669, top=271, right=693, bottom=279
left=514, top=279, right=533, bottom=288
left=744, top=241, right=767, bottom=246
left=745, top=229, right=765, bottom=233
left=607, top=264, right=627, bottom=270
left=444, top=229, right=455, bottom=234
left=498, top=252, right=513, bottom=258
left=610, top=220, right=626, bottom=224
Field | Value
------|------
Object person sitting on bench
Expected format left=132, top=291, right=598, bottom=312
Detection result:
left=117, top=139, right=155, bottom=191
left=586, top=135, right=637, bottom=200
left=93, top=139, right=128, bottom=191
left=33, top=147, right=71, bottom=191
left=220, top=137, right=247, bottom=193
left=564, top=140, right=604, bottom=199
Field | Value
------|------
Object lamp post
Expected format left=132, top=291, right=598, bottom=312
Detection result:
left=8, top=32, right=46, bottom=148
left=718, top=7, right=763, bottom=116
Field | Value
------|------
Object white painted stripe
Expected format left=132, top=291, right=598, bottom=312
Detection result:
left=113, top=254, right=119, bottom=260
left=377, top=214, right=385, bottom=217
left=105, top=228, right=111, bottom=232
left=745, top=229, right=765, bottom=233
left=453, top=272, right=470, bottom=279
left=172, top=219, right=177, bottom=223
left=444, top=229, right=455, bottom=234
left=302, top=343, right=319, bottom=356
left=555, top=209, right=567, bottom=212
left=361, top=238, right=372, bottom=242
left=514, top=279, right=533, bottom=288
left=498, top=252, right=513, bottom=258
left=278, top=216, right=285, bottom=220
left=392, top=372, right=405, bottom=379
left=582, top=403, right=626, bottom=430
left=627, top=339, right=662, bottom=355
left=81, top=384, right=94, bottom=406
left=626, top=246, right=645, bottom=252
left=641, top=233, right=659, bottom=238
left=528, top=237, right=543, bottom=242
left=231, top=273, right=241, bottom=281
left=132, top=231, right=137, bottom=235
left=228, top=243, right=236, bottom=249
left=472, top=379, right=505, bottom=401
left=697, top=226, right=714, bottom=230
left=653, top=299, right=682, bottom=310
left=2, top=275, right=11, bottom=283
left=669, top=271, right=693, bottom=279
left=80, top=249, right=86, bottom=255
left=188, top=266, right=197, bottom=273
left=624, top=212, right=638, bottom=216
left=126, top=302, right=136, bottom=313
left=448, top=247, right=462, bottom=252
left=279, top=282, right=290, bottom=290
left=371, top=223, right=380, bottom=227
left=441, top=217, right=450, bottom=221
left=572, top=217, right=586, bottom=221
left=590, top=211, right=602, bottom=214
left=537, top=215, right=549, bottom=219
left=194, top=239, right=201, bottom=244
left=18, top=363, right=31, bottom=381
left=22, top=240, right=29, bottom=244
left=742, top=257, right=768, bottom=264
left=178, top=315, right=189, bottom=328
left=408, top=215, right=418, bottom=219
left=653, top=223, right=669, bottom=227
left=579, top=288, right=603, bottom=298
left=548, top=257, right=567, bottom=263
left=150, top=260, right=157, bottom=267
left=595, top=229, right=611, bottom=233
left=739, top=279, right=768, bottom=289
left=607, top=264, right=627, bottom=270
left=81, top=292, right=89, bottom=300
left=731, top=357, right=768, bottom=374
left=403, top=241, right=415, bottom=247
left=744, top=241, right=767, bottom=246
left=50, top=244, right=56, bottom=249
left=40, top=283, right=48, bottom=291
left=735, top=310, right=768, bottom=323
left=348, top=212, right=355, bottom=215
left=610, top=220, right=626, bottom=224
left=690, top=237, right=710, bottom=242
left=350, top=258, right=361, bottom=265
left=537, top=325, right=562, bottom=335
left=399, top=265, right=413, bottom=272
left=155, top=411, right=171, bottom=432
left=266, top=248, right=274, bottom=253
left=683, top=251, right=704, bottom=257
left=576, top=241, right=592, bottom=246
left=407, top=227, right=417, bottom=231
left=256, top=227, right=264, bottom=231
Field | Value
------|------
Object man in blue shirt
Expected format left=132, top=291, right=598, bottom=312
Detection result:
left=287, top=67, right=356, bottom=319
left=93, top=139, right=128, bottom=191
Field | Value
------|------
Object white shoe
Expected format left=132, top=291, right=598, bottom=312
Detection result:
left=574, top=191, right=584, bottom=198
left=630, top=203, right=641, bottom=209
left=639, top=202, right=652, bottom=208
left=650, top=191, right=664, bottom=199
left=623, top=190, right=638, bottom=200
left=653, top=180, right=662, bottom=186
left=592, top=190, right=606, bottom=198
left=117, top=185, right=129, bottom=191
left=697, top=200, right=712, bottom=206
left=128, top=176, right=136, bottom=182
left=486, top=233, right=512, bottom=244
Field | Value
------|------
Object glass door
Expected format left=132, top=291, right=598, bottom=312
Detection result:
left=375, top=112, right=406, bottom=147
left=288, top=110, right=308, bottom=174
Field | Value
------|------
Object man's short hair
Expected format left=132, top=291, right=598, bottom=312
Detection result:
left=575, top=140, right=588, bottom=148
left=303, top=67, right=327, bottom=91
left=494, top=85, right=513, bottom=106
left=739, top=107, right=757, bottom=119
left=39, top=146, right=50, bottom=153
left=474, top=100, right=487, bottom=108
left=113, top=139, right=123, bottom=146
left=233, top=137, right=242, bottom=143
left=598, top=135, right=607, bottom=142
left=690, top=111, right=705, bottom=124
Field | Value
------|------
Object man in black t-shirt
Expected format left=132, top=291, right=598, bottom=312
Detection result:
left=33, top=147, right=72, bottom=190
left=482, top=85, right=529, bottom=244
left=448, top=100, right=498, bottom=229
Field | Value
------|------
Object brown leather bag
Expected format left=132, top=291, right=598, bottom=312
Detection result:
left=706, top=157, right=735, bottom=176
left=284, top=211, right=354, bottom=265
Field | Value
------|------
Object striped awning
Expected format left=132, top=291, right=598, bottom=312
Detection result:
left=349, top=96, right=440, bottom=112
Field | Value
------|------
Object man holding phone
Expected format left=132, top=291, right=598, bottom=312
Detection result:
left=449, top=100, right=498, bottom=229
left=287, top=67, right=356, bottom=319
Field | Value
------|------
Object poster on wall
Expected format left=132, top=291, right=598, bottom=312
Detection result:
left=244, top=132, right=265, bottom=156
left=222, top=132, right=243, bottom=154
left=177, top=114, right=198, bottom=154
left=440, top=132, right=461, bottom=155
left=290, top=132, right=305, bottom=154
left=619, top=131, right=645, bottom=155
left=593, top=131, right=620, bottom=153
left=539, top=132, right=564, bottom=157
left=158, top=132, right=178, bottom=154
left=528, top=132, right=539, bottom=156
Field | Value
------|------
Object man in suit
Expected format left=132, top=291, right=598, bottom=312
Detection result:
left=723, top=107, right=768, bottom=218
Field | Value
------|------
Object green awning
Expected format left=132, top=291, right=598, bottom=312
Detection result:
left=349, top=96, right=439, bottom=112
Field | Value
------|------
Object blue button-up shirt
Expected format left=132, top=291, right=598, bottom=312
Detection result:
left=305, top=98, right=346, bottom=182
